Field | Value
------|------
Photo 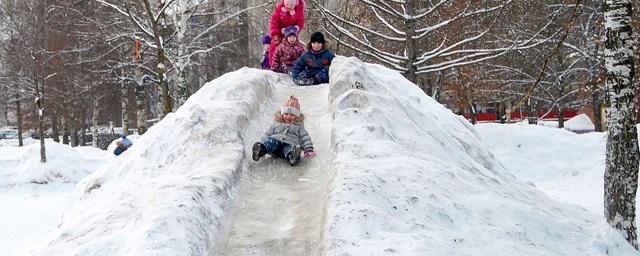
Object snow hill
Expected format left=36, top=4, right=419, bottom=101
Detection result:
left=34, top=57, right=637, bottom=255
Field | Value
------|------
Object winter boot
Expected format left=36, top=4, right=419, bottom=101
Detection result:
left=286, top=144, right=302, bottom=166
left=252, top=142, right=267, bottom=161
left=293, top=77, right=314, bottom=86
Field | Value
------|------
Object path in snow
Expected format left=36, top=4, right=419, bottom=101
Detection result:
left=216, top=81, right=334, bottom=255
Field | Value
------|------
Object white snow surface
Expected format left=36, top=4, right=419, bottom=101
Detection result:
left=565, top=113, right=596, bottom=132
left=0, top=140, right=108, bottom=186
left=14, top=57, right=635, bottom=255
left=0, top=140, right=110, bottom=256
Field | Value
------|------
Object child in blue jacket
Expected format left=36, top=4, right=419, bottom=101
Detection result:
left=291, top=32, right=335, bottom=86
left=114, top=134, right=133, bottom=156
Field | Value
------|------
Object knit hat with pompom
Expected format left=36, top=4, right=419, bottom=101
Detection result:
left=284, top=0, right=298, bottom=6
left=280, top=95, right=301, bottom=117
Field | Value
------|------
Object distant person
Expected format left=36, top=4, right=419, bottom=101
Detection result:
left=291, top=31, right=335, bottom=86
left=252, top=95, right=315, bottom=166
left=260, top=34, right=272, bottom=70
left=268, top=0, right=305, bottom=67
left=114, top=134, right=133, bottom=156
left=271, top=25, right=305, bottom=74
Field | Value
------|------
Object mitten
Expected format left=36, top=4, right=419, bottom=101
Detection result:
left=304, top=150, right=316, bottom=158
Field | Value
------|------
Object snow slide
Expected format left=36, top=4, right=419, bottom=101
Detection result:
left=34, top=69, right=314, bottom=255
left=34, top=57, right=637, bottom=256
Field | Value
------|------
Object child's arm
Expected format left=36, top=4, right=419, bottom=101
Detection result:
left=271, top=46, right=282, bottom=71
left=291, top=52, right=307, bottom=79
left=299, top=126, right=314, bottom=151
left=269, top=6, right=282, bottom=38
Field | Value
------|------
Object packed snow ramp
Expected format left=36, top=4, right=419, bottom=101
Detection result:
left=214, top=80, right=333, bottom=255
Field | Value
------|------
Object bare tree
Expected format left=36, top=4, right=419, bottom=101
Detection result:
left=603, top=0, right=639, bottom=249
left=313, top=0, right=556, bottom=89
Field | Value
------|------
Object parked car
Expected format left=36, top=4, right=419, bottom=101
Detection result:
left=0, top=126, right=19, bottom=139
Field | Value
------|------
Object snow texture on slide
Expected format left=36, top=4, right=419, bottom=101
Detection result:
left=323, top=57, right=637, bottom=255
left=215, top=80, right=333, bottom=255
left=35, top=69, right=281, bottom=255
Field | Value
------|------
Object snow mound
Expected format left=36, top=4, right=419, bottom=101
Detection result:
left=324, top=57, right=636, bottom=255
left=565, top=113, right=595, bottom=132
left=0, top=142, right=109, bottom=187
left=34, top=69, right=283, bottom=255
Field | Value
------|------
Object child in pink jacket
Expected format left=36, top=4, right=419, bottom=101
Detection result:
left=271, top=25, right=305, bottom=74
left=268, top=0, right=305, bottom=67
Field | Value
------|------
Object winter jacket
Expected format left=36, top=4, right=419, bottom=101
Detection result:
left=291, top=46, right=335, bottom=83
left=269, top=0, right=305, bottom=39
left=268, top=0, right=305, bottom=66
left=262, top=111, right=313, bottom=151
left=114, top=137, right=133, bottom=156
left=261, top=50, right=270, bottom=70
left=271, top=40, right=305, bottom=73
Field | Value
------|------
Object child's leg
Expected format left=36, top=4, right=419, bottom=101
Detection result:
left=282, top=143, right=302, bottom=166
left=260, top=137, right=282, bottom=154
left=253, top=137, right=283, bottom=161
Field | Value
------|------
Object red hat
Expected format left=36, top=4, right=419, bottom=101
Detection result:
left=281, top=95, right=301, bottom=117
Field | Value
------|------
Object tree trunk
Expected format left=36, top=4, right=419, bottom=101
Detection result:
left=16, top=97, right=23, bottom=147
left=603, top=0, right=639, bottom=249
left=142, top=0, right=172, bottom=118
left=469, top=101, right=477, bottom=125
left=136, top=84, right=148, bottom=135
left=70, top=120, right=78, bottom=147
left=175, top=14, right=188, bottom=107
left=62, top=118, right=69, bottom=145
left=527, top=98, right=537, bottom=125
left=121, top=83, right=129, bottom=135
left=92, top=98, right=99, bottom=147
left=558, top=105, right=565, bottom=128
left=505, top=100, right=512, bottom=123
left=51, top=114, right=59, bottom=142
left=404, top=0, right=418, bottom=83
left=592, top=87, right=604, bottom=132
left=38, top=103, right=46, bottom=162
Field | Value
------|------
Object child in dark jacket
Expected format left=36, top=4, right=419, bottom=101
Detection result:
left=271, top=25, right=305, bottom=74
left=291, top=31, right=335, bottom=86
left=252, top=95, right=315, bottom=166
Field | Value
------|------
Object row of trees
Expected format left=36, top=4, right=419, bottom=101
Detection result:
left=0, top=0, right=275, bottom=161
left=314, top=0, right=639, bottom=129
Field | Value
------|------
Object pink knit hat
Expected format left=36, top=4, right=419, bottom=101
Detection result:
left=284, top=0, right=298, bottom=6
left=281, top=95, right=301, bottom=117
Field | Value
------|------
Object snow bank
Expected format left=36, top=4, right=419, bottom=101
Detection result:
left=565, top=113, right=596, bottom=132
left=476, top=123, right=607, bottom=215
left=0, top=142, right=108, bottom=187
left=324, top=57, right=637, bottom=255
left=34, top=69, right=280, bottom=255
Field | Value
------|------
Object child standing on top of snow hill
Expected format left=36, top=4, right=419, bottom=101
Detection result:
left=291, top=31, right=335, bottom=86
left=268, top=0, right=305, bottom=67
left=252, top=95, right=315, bottom=166
left=271, top=25, right=305, bottom=74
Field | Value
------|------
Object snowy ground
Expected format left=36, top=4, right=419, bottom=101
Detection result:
left=0, top=57, right=638, bottom=255
left=0, top=139, right=110, bottom=256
